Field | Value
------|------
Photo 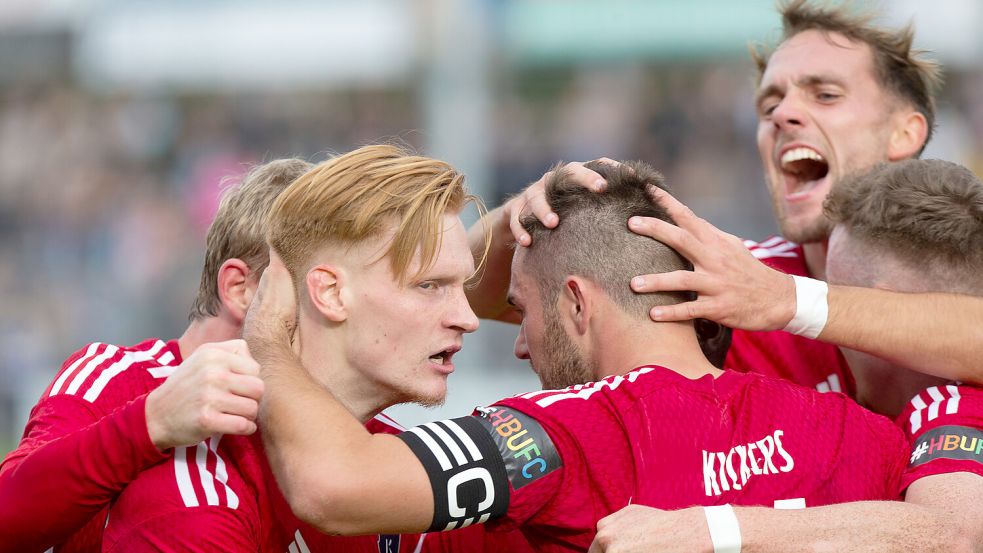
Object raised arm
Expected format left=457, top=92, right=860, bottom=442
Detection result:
left=466, top=162, right=608, bottom=322
left=244, top=252, right=435, bottom=535
left=626, top=187, right=983, bottom=384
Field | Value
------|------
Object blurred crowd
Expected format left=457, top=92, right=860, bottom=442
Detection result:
left=2, top=60, right=982, bottom=452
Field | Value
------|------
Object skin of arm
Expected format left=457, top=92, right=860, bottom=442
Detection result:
left=466, top=161, right=609, bottom=322
left=590, top=473, right=981, bottom=553
left=244, top=252, right=435, bottom=535
left=626, top=186, right=983, bottom=385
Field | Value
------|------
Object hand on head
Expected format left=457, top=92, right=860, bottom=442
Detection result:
left=243, top=247, right=300, bottom=366
left=506, top=159, right=619, bottom=246
left=628, top=186, right=795, bottom=331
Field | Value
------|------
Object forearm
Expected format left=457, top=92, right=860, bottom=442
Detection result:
left=738, top=501, right=966, bottom=553
left=823, top=286, right=983, bottom=384
left=257, top=349, right=432, bottom=534
left=466, top=206, right=519, bottom=323
left=0, top=396, right=166, bottom=548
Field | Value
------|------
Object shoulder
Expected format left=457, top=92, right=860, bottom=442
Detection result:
left=43, top=338, right=180, bottom=410
left=506, top=366, right=668, bottom=412
left=901, top=384, right=983, bottom=438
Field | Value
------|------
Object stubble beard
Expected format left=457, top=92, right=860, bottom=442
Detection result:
left=769, top=175, right=835, bottom=245
left=534, top=312, right=595, bottom=390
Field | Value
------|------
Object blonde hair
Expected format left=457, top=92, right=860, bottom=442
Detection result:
left=190, top=158, right=314, bottom=320
left=268, top=144, right=487, bottom=286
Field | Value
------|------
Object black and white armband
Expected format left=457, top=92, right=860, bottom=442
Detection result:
left=398, top=416, right=511, bottom=532
left=397, top=407, right=562, bottom=532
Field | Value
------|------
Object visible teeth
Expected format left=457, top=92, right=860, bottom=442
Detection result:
left=781, top=147, right=825, bottom=168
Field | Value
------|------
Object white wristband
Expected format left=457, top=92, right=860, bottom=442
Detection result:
left=704, top=504, right=742, bottom=553
left=783, top=275, right=828, bottom=339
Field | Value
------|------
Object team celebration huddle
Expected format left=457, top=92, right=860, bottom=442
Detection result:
left=2, top=1, right=982, bottom=552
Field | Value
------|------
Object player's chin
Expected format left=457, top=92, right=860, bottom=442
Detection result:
left=408, top=378, right=449, bottom=408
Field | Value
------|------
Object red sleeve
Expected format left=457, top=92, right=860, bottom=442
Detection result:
left=102, top=508, right=258, bottom=552
left=0, top=394, right=167, bottom=550
left=898, top=384, right=983, bottom=491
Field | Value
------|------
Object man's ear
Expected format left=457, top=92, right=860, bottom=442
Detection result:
left=887, top=110, right=928, bottom=161
left=306, top=265, right=348, bottom=322
left=560, top=276, right=592, bottom=336
left=217, top=258, right=253, bottom=323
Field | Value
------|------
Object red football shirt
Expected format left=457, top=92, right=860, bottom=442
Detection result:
left=897, top=384, right=983, bottom=491
left=725, top=237, right=855, bottom=396
left=2, top=338, right=518, bottom=553
left=0, top=339, right=180, bottom=552
left=401, top=366, right=907, bottom=552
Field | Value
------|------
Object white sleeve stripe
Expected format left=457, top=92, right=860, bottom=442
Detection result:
left=441, top=419, right=483, bottom=462
left=946, top=385, right=961, bottom=415
left=407, top=427, right=452, bottom=471
left=173, top=446, right=199, bottom=507
left=910, top=392, right=927, bottom=433
left=423, top=422, right=468, bottom=466
left=210, top=434, right=239, bottom=509
left=294, top=529, right=311, bottom=553
left=65, top=346, right=121, bottom=396
left=50, top=343, right=102, bottom=396
left=412, top=534, right=426, bottom=553
left=288, top=543, right=300, bottom=553
left=927, top=386, right=944, bottom=421
left=196, top=440, right=220, bottom=506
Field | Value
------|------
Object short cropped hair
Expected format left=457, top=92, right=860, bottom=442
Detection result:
left=752, top=0, right=942, bottom=150
left=189, top=158, right=313, bottom=320
left=520, top=161, right=691, bottom=320
left=267, top=144, right=484, bottom=287
left=825, top=159, right=983, bottom=291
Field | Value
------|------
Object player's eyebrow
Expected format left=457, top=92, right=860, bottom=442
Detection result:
left=756, top=73, right=848, bottom=108
left=755, top=83, right=783, bottom=109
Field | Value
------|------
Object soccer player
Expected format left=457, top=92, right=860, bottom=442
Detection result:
left=588, top=159, right=983, bottom=552
left=246, top=160, right=911, bottom=552
left=483, top=0, right=953, bottom=394
left=0, top=159, right=306, bottom=552
left=98, top=146, right=530, bottom=552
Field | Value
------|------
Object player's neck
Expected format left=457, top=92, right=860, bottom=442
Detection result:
left=592, top=318, right=721, bottom=381
left=295, top=315, right=383, bottom=424
left=177, top=311, right=242, bottom=361
left=854, top=366, right=948, bottom=419
left=802, top=241, right=828, bottom=281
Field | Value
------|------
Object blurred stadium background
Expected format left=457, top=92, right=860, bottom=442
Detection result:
left=2, top=0, right=982, bottom=456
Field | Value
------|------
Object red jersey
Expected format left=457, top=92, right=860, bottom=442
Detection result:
left=400, top=366, right=907, bottom=552
left=2, top=338, right=519, bottom=553
left=897, top=384, right=983, bottom=491
left=0, top=339, right=180, bottom=552
left=725, top=237, right=855, bottom=396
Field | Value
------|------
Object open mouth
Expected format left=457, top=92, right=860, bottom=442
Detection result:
left=780, top=147, right=829, bottom=198
left=428, top=346, right=459, bottom=366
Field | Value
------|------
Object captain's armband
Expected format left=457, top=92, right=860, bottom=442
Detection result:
left=398, top=417, right=510, bottom=532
